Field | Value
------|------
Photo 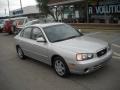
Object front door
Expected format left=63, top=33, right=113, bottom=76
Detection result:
left=30, top=27, right=49, bottom=64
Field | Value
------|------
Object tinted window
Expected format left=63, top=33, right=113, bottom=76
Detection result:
left=22, top=28, right=32, bottom=39
left=31, top=28, right=43, bottom=40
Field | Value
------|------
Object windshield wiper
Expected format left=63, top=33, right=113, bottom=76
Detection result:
left=53, top=35, right=80, bottom=43
left=53, top=39, right=66, bottom=42
left=64, top=35, right=81, bottom=40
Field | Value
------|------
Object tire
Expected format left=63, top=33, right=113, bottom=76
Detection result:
left=11, top=26, right=14, bottom=34
left=0, top=29, right=2, bottom=33
left=17, top=47, right=25, bottom=59
left=9, top=31, right=12, bottom=35
left=53, top=57, right=70, bottom=77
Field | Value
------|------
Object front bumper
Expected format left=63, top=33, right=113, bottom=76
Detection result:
left=69, top=50, right=112, bottom=74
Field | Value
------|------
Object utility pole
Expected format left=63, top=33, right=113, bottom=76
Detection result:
left=5, top=9, right=6, bottom=15
left=86, top=0, right=89, bottom=23
left=104, top=0, right=107, bottom=23
left=20, top=0, right=23, bottom=11
left=7, top=0, right=10, bottom=17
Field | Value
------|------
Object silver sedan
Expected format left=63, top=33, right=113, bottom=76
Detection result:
left=14, top=23, right=112, bottom=77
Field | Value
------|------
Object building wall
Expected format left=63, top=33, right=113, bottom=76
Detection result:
left=10, top=6, right=40, bottom=17
left=23, top=6, right=40, bottom=15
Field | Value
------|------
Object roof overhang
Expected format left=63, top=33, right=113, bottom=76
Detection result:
left=48, top=0, right=84, bottom=6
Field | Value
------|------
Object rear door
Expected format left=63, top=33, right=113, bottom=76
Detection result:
left=19, top=27, right=33, bottom=56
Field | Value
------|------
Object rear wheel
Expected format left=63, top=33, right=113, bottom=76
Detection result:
left=17, top=47, right=25, bottom=59
left=8, top=31, right=12, bottom=35
left=0, top=29, right=3, bottom=33
left=53, top=57, right=70, bottom=77
left=11, top=26, right=14, bottom=34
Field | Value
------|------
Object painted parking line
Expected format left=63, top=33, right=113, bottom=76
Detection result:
left=112, top=44, right=120, bottom=57
left=113, top=52, right=120, bottom=57
left=112, top=56, right=120, bottom=60
left=112, top=44, right=120, bottom=48
left=86, top=32, right=101, bottom=35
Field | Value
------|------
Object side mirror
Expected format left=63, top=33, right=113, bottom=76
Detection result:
left=78, top=29, right=81, bottom=32
left=36, top=37, right=46, bottom=42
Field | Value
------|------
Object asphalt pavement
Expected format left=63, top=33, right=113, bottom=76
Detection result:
left=0, top=32, right=120, bottom=90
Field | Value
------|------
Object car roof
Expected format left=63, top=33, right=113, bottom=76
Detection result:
left=26, top=19, right=40, bottom=23
left=31, top=19, right=40, bottom=22
left=31, top=23, right=64, bottom=28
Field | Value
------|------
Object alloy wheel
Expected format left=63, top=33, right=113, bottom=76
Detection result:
left=54, top=59, right=66, bottom=76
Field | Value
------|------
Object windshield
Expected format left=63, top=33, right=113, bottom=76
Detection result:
left=43, top=24, right=83, bottom=43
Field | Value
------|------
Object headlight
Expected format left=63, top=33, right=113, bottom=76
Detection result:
left=76, top=53, right=93, bottom=61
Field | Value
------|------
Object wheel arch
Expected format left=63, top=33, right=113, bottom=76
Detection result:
left=16, top=45, right=20, bottom=49
left=51, top=54, right=69, bottom=69
left=51, top=55, right=63, bottom=67
left=51, top=54, right=70, bottom=76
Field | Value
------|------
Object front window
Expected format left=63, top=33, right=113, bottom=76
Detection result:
left=43, top=24, right=83, bottom=43
left=31, top=28, right=43, bottom=40
left=21, top=27, right=32, bottom=39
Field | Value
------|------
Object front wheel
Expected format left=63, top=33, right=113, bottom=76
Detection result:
left=53, top=57, right=70, bottom=77
left=17, top=47, right=25, bottom=59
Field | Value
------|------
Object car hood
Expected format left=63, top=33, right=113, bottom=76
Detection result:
left=52, top=36, right=108, bottom=53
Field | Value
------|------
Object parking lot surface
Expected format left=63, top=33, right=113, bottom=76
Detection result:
left=0, top=32, right=120, bottom=90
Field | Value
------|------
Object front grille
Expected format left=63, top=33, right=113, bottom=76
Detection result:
left=97, top=48, right=107, bottom=57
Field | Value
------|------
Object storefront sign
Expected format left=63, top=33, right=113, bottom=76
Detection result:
left=89, top=4, right=120, bottom=15
left=13, top=9, right=23, bottom=15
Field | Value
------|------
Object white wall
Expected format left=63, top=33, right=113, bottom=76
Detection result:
left=23, top=6, right=40, bottom=14
left=10, top=5, right=40, bottom=16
